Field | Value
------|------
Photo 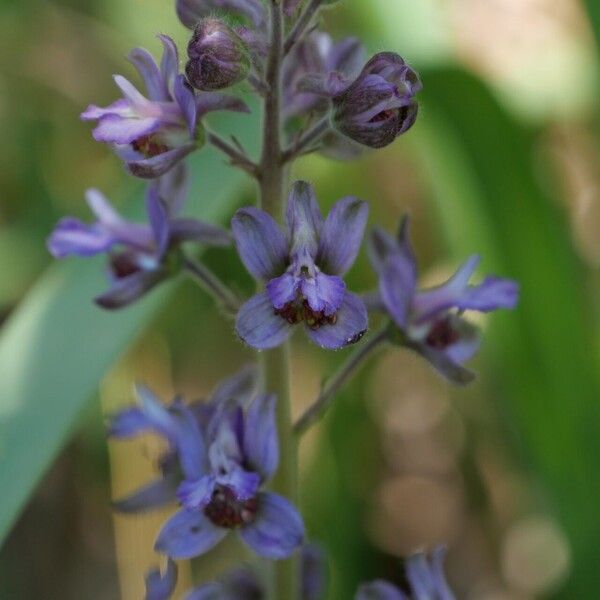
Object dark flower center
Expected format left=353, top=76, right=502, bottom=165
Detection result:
left=425, top=317, right=460, bottom=350
left=131, top=135, right=169, bottom=158
left=110, top=253, right=141, bottom=279
left=204, top=485, right=258, bottom=529
left=275, top=299, right=338, bottom=329
left=369, top=108, right=398, bottom=123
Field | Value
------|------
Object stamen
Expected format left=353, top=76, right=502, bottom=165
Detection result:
left=425, top=317, right=460, bottom=350
left=131, top=135, right=169, bottom=158
left=274, top=299, right=338, bottom=329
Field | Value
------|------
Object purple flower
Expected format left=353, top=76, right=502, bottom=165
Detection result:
left=368, top=217, right=519, bottom=383
left=47, top=168, right=231, bottom=309
left=186, top=18, right=252, bottom=91
left=145, top=559, right=177, bottom=600
left=355, top=547, right=455, bottom=600
left=232, top=181, right=369, bottom=350
left=176, top=0, right=266, bottom=30
left=81, top=35, right=249, bottom=178
left=331, top=52, right=421, bottom=149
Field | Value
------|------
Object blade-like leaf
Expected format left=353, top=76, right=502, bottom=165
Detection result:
left=0, top=109, right=259, bottom=545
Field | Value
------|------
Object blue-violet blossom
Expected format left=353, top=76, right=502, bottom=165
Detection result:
left=81, top=35, right=248, bottom=178
left=145, top=559, right=178, bottom=600
left=355, top=547, right=455, bottom=600
left=369, top=217, right=519, bottom=383
left=47, top=169, right=230, bottom=309
left=232, top=180, right=369, bottom=350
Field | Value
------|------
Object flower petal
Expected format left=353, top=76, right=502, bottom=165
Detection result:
left=457, top=277, right=520, bottom=312
left=243, top=394, right=279, bottom=481
left=127, top=144, right=197, bottom=179
left=47, top=218, right=114, bottom=258
left=236, top=292, right=293, bottom=350
left=146, top=185, right=170, bottom=258
left=155, top=509, right=227, bottom=559
left=239, top=492, right=305, bottom=559
left=379, top=258, right=415, bottom=330
left=216, top=468, right=261, bottom=501
left=301, top=272, right=346, bottom=315
left=157, top=162, right=190, bottom=216
left=81, top=98, right=131, bottom=121
left=158, top=35, right=180, bottom=96
left=355, top=580, right=407, bottom=600
left=95, top=269, right=167, bottom=310
left=128, top=46, right=169, bottom=102
left=405, top=340, right=476, bottom=386
left=177, top=475, right=216, bottom=510
left=305, top=291, right=368, bottom=349
left=286, top=181, right=323, bottom=259
left=145, top=558, right=177, bottom=600
left=405, top=548, right=455, bottom=600
left=267, top=272, right=298, bottom=309
left=113, top=474, right=179, bottom=513
left=231, top=208, right=288, bottom=281
left=317, top=196, right=368, bottom=276
left=209, top=365, right=258, bottom=407
left=107, top=407, right=151, bottom=438
left=114, top=74, right=151, bottom=108
left=174, top=74, right=197, bottom=137
left=92, top=114, right=162, bottom=144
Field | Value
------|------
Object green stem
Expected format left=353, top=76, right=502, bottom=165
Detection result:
left=259, top=3, right=299, bottom=599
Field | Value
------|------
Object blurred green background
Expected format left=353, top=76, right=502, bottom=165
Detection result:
left=0, top=0, right=599, bottom=598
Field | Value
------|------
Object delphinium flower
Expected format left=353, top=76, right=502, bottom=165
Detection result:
left=81, top=35, right=248, bottom=178
left=355, top=547, right=455, bottom=600
left=108, top=374, right=304, bottom=561
left=232, top=180, right=369, bottom=350
left=47, top=169, right=231, bottom=309
left=368, top=216, right=519, bottom=383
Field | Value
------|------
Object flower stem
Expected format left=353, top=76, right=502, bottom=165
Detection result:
left=282, top=116, right=331, bottom=164
left=182, top=255, right=242, bottom=316
left=294, top=325, right=390, bottom=436
left=259, top=3, right=299, bottom=600
left=207, top=131, right=260, bottom=178
left=284, top=0, right=324, bottom=55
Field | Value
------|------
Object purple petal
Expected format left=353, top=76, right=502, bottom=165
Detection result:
left=174, top=74, right=197, bottom=137
left=157, top=162, right=190, bottom=216
left=368, top=227, right=401, bottom=272
left=177, top=475, right=216, bottom=510
left=239, top=492, right=304, bottom=559
left=301, top=272, right=346, bottom=315
left=216, top=468, right=261, bottom=501
left=168, top=402, right=209, bottom=481
left=457, top=277, right=520, bottom=312
left=231, top=208, right=288, bottom=281
left=406, top=340, right=476, bottom=386
left=155, top=509, right=227, bottom=559
left=169, top=218, right=231, bottom=247
left=127, top=144, right=197, bottom=179
left=406, top=548, right=455, bottom=600
left=305, top=291, right=368, bottom=349
left=209, top=365, right=258, bottom=407
left=107, top=407, right=149, bottom=438
left=379, top=258, right=415, bottom=330
left=317, top=196, right=368, bottom=276
left=145, top=558, right=177, bottom=600
left=86, top=189, right=122, bottom=224
left=442, top=318, right=481, bottom=365
left=195, top=92, right=251, bottom=118
left=92, top=114, right=161, bottom=144
left=146, top=185, right=170, bottom=258
left=286, top=181, right=323, bottom=258
left=81, top=98, right=131, bottom=121
left=114, top=74, right=151, bottom=107
left=158, top=35, right=180, bottom=96
left=128, top=47, right=169, bottom=102
left=113, top=475, right=179, bottom=513
left=267, top=272, right=298, bottom=309
left=47, top=217, right=114, bottom=258
left=236, top=292, right=292, bottom=350
left=95, top=269, right=167, bottom=309
left=243, top=394, right=278, bottom=481
left=355, top=580, right=407, bottom=600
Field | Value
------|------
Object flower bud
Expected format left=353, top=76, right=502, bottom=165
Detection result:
left=185, top=18, right=251, bottom=91
left=332, top=52, right=421, bottom=149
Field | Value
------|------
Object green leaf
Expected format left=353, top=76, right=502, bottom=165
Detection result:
left=416, top=67, right=600, bottom=597
left=0, top=109, right=259, bottom=545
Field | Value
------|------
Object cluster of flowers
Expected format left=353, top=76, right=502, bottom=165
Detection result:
left=47, top=0, right=520, bottom=597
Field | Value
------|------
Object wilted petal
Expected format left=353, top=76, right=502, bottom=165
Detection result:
left=301, top=272, right=346, bottom=315
left=128, top=144, right=197, bottom=179
left=177, top=475, right=216, bottom=510
left=231, top=208, right=288, bottom=281
left=243, top=394, right=278, bottom=481
left=155, top=509, right=227, bottom=558
left=95, top=269, right=167, bottom=309
left=169, top=218, right=231, bottom=246
left=113, top=474, right=179, bottom=513
left=306, top=292, right=368, bottom=349
left=145, top=558, right=177, bottom=600
left=286, top=181, right=323, bottom=258
left=47, top=217, right=114, bottom=258
left=240, top=492, right=304, bottom=559
left=236, top=292, right=292, bottom=350
left=92, top=115, right=162, bottom=144
left=355, top=580, right=406, bottom=600
left=267, top=272, right=298, bottom=309
left=317, top=196, right=368, bottom=276
left=129, top=47, right=169, bottom=102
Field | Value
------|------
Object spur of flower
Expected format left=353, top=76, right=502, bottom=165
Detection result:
left=356, top=547, right=455, bottom=600
left=47, top=169, right=230, bottom=309
left=232, top=180, right=369, bottom=350
left=81, top=34, right=248, bottom=178
left=108, top=374, right=304, bottom=560
left=369, top=216, right=519, bottom=383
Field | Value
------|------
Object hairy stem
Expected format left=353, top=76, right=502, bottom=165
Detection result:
left=207, top=131, right=260, bottom=178
left=294, top=325, right=389, bottom=436
left=284, top=0, right=324, bottom=55
left=182, top=256, right=242, bottom=316
left=259, top=3, right=299, bottom=600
